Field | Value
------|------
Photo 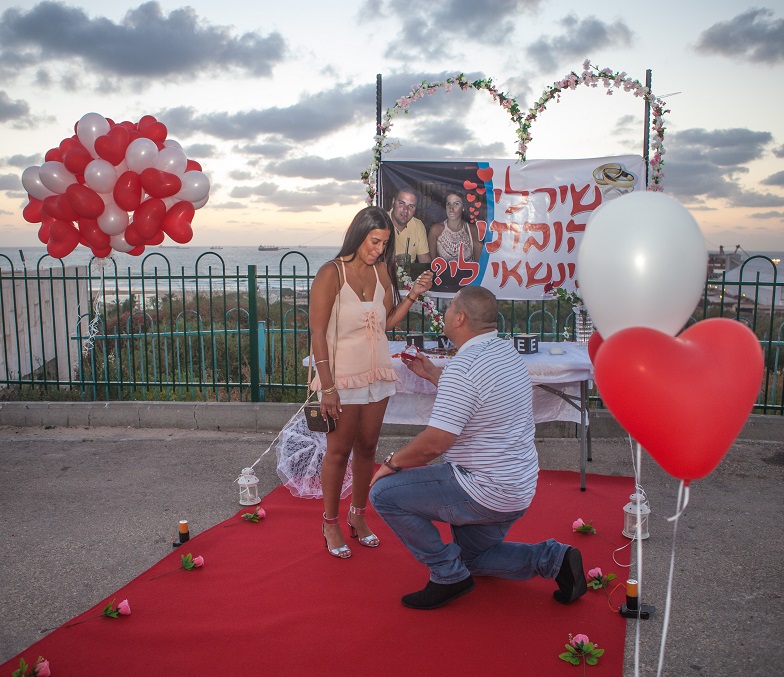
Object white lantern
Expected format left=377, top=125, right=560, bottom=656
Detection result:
left=237, top=467, right=261, bottom=505
left=622, top=493, right=650, bottom=540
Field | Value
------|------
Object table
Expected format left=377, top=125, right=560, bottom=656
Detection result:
left=386, top=341, right=594, bottom=490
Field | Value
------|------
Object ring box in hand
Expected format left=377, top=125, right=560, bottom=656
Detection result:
left=513, top=334, right=538, bottom=354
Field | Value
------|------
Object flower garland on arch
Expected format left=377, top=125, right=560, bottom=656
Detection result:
left=361, top=74, right=523, bottom=205
left=360, top=60, right=669, bottom=203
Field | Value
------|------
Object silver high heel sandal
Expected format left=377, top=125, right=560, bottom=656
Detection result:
left=322, top=513, right=351, bottom=559
left=347, top=504, right=380, bottom=548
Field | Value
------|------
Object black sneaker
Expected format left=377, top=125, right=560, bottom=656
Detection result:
left=401, top=576, right=475, bottom=610
left=553, top=547, right=587, bottom=604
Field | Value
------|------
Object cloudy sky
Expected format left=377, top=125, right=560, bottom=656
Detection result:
left=0, top=0, right=783, bottom=251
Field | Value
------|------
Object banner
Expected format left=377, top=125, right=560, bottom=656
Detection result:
left=380, top=156, right=645, bottom=300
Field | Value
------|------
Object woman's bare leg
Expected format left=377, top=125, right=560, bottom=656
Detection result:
left=348, top=398, right=389, bottom=540
left=321, top=406, right=360, bottom=552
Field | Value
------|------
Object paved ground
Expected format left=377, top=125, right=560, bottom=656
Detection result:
left=1, top=416, right=782, bottom=676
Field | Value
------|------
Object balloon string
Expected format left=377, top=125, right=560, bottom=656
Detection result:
left=245, top=401, right=308, bottom=473
left=656, top=479, right=688, bottom=677
left=82, top=258, right=109, bottom=356
left=633, top=440, right=644, bottom=677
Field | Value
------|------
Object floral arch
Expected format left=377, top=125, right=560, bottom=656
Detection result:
left=361, top=60, right=669, bottom=204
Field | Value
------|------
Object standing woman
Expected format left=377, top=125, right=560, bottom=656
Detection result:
left=309, top=206, right=433, bottom=558
left=428, top=191, right=483, bottom=263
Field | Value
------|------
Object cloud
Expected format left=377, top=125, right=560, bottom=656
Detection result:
left=761, top=171, right=784, bottom=187
left=696, top=8, right=784, bottom=64
left=368, top=0, right=544, bottom=61
left=664, top=127, right=784, bottom=209
left=0, top=1, right=286, bottom=81
left=749, top=211, right=784, bottom=219
left=672, top=128, right=772, bottom=166
left=773, top=145, right=784, bottom=159
left=524, top=14, right=633, bottom=72
left=182, top=143, right=218, bottom=159
left=0, top=173, right=21, bottom=189
left=3, top=153, right=41, bottom=168
left=0, top=90, right=30, bottom=121
left=265, top=153, right=367, bottom=181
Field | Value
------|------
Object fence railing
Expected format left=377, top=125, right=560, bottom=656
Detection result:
left=1, top=251, right=782, bottom=413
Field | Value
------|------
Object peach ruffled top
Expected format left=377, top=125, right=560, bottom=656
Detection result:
left=310, top=260, right=397, bottom=392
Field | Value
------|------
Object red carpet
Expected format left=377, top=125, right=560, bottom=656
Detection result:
left=2, top=471, right=633, bottom=676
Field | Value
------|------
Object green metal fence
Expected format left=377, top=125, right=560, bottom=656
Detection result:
left=1, top=251, right=782, bottom=413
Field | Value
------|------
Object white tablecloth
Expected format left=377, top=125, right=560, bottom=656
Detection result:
left=384, top=340, right=593, bottom=426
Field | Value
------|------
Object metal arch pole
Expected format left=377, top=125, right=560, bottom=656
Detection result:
left=375, top=73, right=382, bottom=206
left=643, top=69, right=652, bottom=187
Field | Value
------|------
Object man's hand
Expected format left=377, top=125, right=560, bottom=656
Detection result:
left=370, top=463, right=395, bottom=488
left=407, top=352, right=440, bottom=385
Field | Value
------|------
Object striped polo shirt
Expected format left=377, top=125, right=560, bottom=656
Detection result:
left=429, top=331, right=538, bottom=512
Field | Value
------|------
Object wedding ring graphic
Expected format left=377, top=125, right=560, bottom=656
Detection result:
left=592, top=163, right=637, bottom=190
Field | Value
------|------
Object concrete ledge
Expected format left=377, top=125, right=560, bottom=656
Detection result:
left=0, top=401, right=781, bottom=440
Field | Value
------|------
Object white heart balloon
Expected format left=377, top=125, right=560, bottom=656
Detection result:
left=21, top=166, right=56, bottom=201
left=576, top=192, right=707, bottom=338
left=39, top=161, right=77, bottom=194
left=125, top=137, right=159, bottom=173
left=76, top=112, right=110, bottom=158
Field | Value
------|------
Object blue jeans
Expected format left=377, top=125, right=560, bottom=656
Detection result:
left=370, top=463, right=569, bottom=585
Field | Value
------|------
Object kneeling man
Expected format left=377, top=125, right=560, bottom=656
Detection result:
left=370, top=286, right=586, bottom=609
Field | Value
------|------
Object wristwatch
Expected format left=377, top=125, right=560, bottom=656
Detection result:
left=383, top=452, right=402, bottom=472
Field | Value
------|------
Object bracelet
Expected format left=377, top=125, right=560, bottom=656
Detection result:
left=406, top=293, right=418, bottom=303
left=314, top=359, right=329, bottom=365
left=321, top=385, right=337, bottom=395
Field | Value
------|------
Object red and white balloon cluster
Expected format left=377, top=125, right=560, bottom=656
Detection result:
left=21, top=112, right=210, bottom=258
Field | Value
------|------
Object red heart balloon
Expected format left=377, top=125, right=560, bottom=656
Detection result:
left=114, top=170, right=143, bottom=211
left=78, top=218, right=110, bottom=249
left=139, top=121, right=167, bottom=144
left=23, top=196, right=43, bottom=224
left=65, top=184, right=105, bottom=219
left=44, top=147, right=63, bottom=163
left=161, top=201, right=195, bottom=243
left=91, top=245, right=113, bottom=258
left=43, top=194, right=80, bottom=222
left=140, top=168, right=181, bottom=199
left=132, top=197, right=166, bottom=239
left=137, top=114, right=157, bottom=129
left=587, top=331, right=604, bottom=363
left=62, top=145, right=93, bottom=175
left=95, top=125, right=131, bottom=166
left=594, top=319, right=764, bottom=482
left=128, top=245, right=145, bottom=256
left=185, top=159, right=202, bottom=172
left=38, top=220, right=51, bottom=244
left=46, top=219, right=80, bottom=258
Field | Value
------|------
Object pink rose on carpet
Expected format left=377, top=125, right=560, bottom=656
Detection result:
left=193, top=555, right=204, bottom=567
left=34, top=658, right=51, bottom=677
left=241, top=506, right=266, bottom=522
left=560, top=632, right=604, bottom=668
left=572, top=517, right=597, bottom=534
left=587, top=567, right=602, bottom=580
left=117, top=599, right=131, bottom=616
left=571, top=634, right=590, bottom=647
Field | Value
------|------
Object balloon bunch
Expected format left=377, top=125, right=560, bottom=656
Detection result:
left=21, top=112, right=210, bottom=258
left=578, top=192, right=763, bottom=484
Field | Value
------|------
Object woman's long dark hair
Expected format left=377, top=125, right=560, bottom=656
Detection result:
left=336, top=206, right=400, bottom=302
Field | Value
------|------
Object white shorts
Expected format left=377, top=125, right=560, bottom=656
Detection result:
left=320, top=379, right=397, bottom=405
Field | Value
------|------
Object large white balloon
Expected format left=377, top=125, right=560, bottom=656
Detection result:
left=84, top=159, right=118, bottom=194
left=175, top=171, right=210, bottom=203
left=39, top=161, right=77, bottom=194
left=577, top=192, right=707, bottom=338
left=21, top=166, right=56, bottom=201
left=155, top=146, right=187, bottom=175
left=125, top=138, right=159, bottom=173
left=76, top=112, right=110, bottom=158
left=97, top=203, right=130, bottom=235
